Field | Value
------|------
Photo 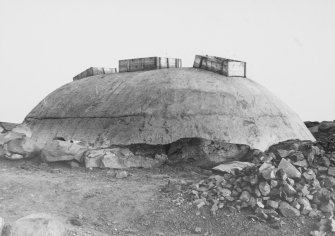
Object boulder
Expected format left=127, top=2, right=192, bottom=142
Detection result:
left=41, top=140, right=88, bottom=163
left=5, top=137, right=40, bottom=158
left=0, top=132, right=25, bottom=146
left=278, top=158, right=301, bottom=178
left=212, top=161, right=255, bottom=174
left=84, top=148, right=166, bottom=169
left=7, top=213, right=67, bottom=236
left=0, top=126, right=4, bottom=133
left=12, top=124, right=32, bottom=138
left=319, top=121, right=335, bottom=133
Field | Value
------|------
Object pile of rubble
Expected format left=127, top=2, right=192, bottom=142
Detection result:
left=187, top=139, right=335, bottom=229
left=305, top=120, right=335, bottom=152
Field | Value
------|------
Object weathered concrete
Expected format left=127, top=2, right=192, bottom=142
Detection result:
left=24, top=68, right=314, bottom=151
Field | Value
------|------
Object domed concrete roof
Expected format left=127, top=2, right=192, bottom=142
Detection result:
left=25, top=68, right=315, bottom=150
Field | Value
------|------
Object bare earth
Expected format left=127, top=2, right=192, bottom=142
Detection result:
left=0, top=159, right=316, bottom=236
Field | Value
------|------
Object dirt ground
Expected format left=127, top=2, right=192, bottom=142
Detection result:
left=0, top=158, right=317, bottom=236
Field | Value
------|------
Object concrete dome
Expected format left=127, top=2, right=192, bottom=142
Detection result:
left=24, top=68, right=315, bottom=151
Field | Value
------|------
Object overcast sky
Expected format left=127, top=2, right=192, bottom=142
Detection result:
left=0, top=0, right=334, bottom=123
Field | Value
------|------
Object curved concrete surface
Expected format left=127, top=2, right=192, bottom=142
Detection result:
left=25, top=68, right=315, bottom=151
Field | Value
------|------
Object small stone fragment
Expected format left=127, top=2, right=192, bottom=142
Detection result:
left=291, top=200, right=301, bottom=210
left=279, top=201, right=300, bottom=217
left=220, top=188, right=231, bottom=197
left=303, top=169, right=316, bottom=180
left=278, top=158, right=301, bottom=179
left=239, top=191, right=251, bottom=202
left=267, top=200, right=279, bottom=209
left=293, top=160, right=308, bottom=167
left=319, top=200, right=335, bottom=213
left=324, top=176, right=335, bottom=188
left=270, top=180, right=278, bottom=188
left=195, top=227, right=202, bottom=233
left=116, top=170, right=128, bottom=179
left=258, top=181, right=271, bottom=196
left=283, top=182, right=297, bottom=196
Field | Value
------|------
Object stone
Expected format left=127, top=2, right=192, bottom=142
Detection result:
left=270, top=180, right=278, bottom=188
left=321, top=156, right=331, bottom=167
left=267, top=200, right=279, bottom=209
left=116, top=170, right=128, bottom=179
left=69, top=161, right=80, bottom=168
left=324, top=176, right=335, bottom=188
left=289, top=151, right=305, bottom=162
left=8, top=213, right=67, bottom=236
left=291, top=200, right=301, bottom=210
left=328, top=167, right=335, bottom=177
left=258, top=181, right=271, bottom=196
left=220, top=188, right=232, bottom=197
left=303, top=169, right=316, bottom=180
left=293, top=160, right=308, bottom=168
left=212, top=161, right=255, bottom=173
left=239, top=191, right=251, bottom=202
left=12, top=124, right=32, bottom=138
left=283, top=183, right=297, bottom=196
left=261, top=166, right=277, bottom=180
left=277, top=149, right=294, bottom=158
left=1, top=132, right=25, bottom=145
left=6, top=137, right=40, bottom=158
left=8, top=153, right=24, bottom=160
left=194, top=227, right=202, bottom=233
left=84, top=148, right=165, bottom=169
left=279, top=201, right=300, bottom=217
left=41, top=140, right=87, bottom=163
left=319, top=200, right=335, bottom=213
left=319, top=121, right=335, bottom=132
left=297, top=197, right=312, bottom=213
left=278, top=158, right=301, bottom=179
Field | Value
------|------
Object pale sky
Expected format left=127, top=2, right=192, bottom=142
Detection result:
left=0, top=0, right=334, bottom=123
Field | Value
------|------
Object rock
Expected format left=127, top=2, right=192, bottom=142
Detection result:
left=239, top=191, right=251, bottom=202
left=289, top=151, right=305, bottom=162
left=319, top=200, right=335, bottom=213
left=277, top=149, right=294, bottom=158
left=293, top=160, right=308, bottom=167
left=261, top=166, right=277, bottom=180
left=291, top=200, right=301, bottom=209
left=84, top=148, right=165, bottom=169
left=303, top=169, right=316, bottom=181
left=328, top=167, right=335, bottom=177
left=308, top=126, right=319, bottom=133
left=321, top=156, right=330, bottom=167
left=297, top=197, right=312, bottom=213
left=12, top=124, right=32, bottom=138
left=6, top=137, right=40, bottom=158
left=282, top=183, right=297, bottom=196
left=278, top=158, right=301, bottom=179
left=69, top=161, right=80, bottom=168
left=258, top=181, right=271, bottom=196
left=0, top=132, right=25, bottom=145
left=116, top=170, right=128, bottom=179
left=267, top=200, right=279, bottom=209
left=0, top=126, right=4, bottom=133
left=194, top=227, right=202, bottom=233
left=319, top=122, right=335, bottom=132
left=8, top=213, right=67, bottom=236
left=324, top=176, right=335, bottom=188
left=212, top=161, right=255, bottom=173
left=279, top=201, right=300, bottom=217
left=220, top=188, right=232, bottom=197
left=8, top=153, right=24, bottom=160
left=270, top=180, right=278, bottom=188
left=41, top=140, right=87, bottom=163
